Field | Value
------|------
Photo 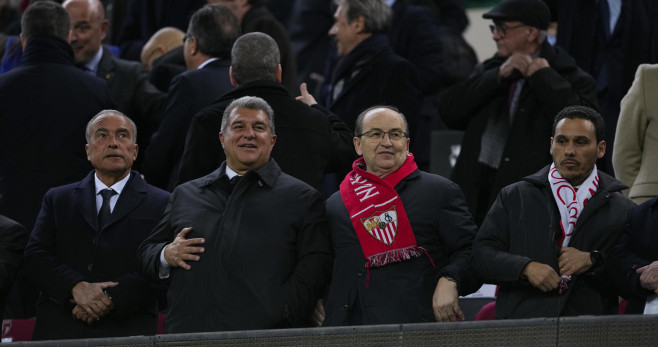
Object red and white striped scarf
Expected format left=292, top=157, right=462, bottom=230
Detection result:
left=548, top=163, right=599, bottom=289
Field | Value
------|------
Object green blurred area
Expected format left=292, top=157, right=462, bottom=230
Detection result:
left=465, top=0, right=499, bottom=9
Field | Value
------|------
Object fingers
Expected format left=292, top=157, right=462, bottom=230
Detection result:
left=453, top=303, right=465, bottom=321
left=637, top=265, right=648, bottom=274
left=310, top=299, right=325, bottom=327
left=299, top=82, right=308, bottom=96
left=177, top=227, right=194, bottom=238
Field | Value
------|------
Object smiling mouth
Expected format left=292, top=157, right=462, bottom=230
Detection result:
left=239, top=144, right=257, bottom=149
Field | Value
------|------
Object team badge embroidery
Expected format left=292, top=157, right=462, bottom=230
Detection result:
left=360, top=206, right=398, bottom=245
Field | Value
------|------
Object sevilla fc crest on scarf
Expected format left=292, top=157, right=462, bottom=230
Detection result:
left=360, top=206, right=398, bottom=245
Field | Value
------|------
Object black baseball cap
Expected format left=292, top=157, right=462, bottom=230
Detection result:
left=482, top=0, right=550, bottom=30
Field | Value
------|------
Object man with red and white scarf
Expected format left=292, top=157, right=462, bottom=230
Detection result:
left=471, top=105, right=635, bottom=319
left=319, top=106, right=480, bottom=326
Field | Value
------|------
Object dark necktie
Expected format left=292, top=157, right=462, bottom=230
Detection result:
left=229, top=175, right=243, bottom=187
left=98, top=189, right=117, bottom=229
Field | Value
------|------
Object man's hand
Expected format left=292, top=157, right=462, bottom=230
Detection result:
left=558, top=247, right=593, bottom=276
left=164, top=227, right=205, bottom=270
left=522, top=261, right=561, bottom=292
left=295, top=82, right=318, bottom=106
left=432, top=277, right=464, bottom=322
left=71, top=281, right=118, bottom=322
left=72, top=301, right=114, bottom=325
left=498, top=53, right=532, bottom=79
left=310, top=299, right=325, bottom=327
left=637, top=261, right=658, bottom=293
left=525, top=57, right=549, bottom=77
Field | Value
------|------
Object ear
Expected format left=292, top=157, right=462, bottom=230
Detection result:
left=527, top=26, right=539, bottom=42
left=85, top=143, right=91, bottom=161
left=229, top=66, right=238, bottom=87
left=189, top=37, right=198, bottom=55
left=597, top=140, right=606, bottom=159
left=353, top=136, right=363, bottom=156
left=270, top=134, right=277, bottom=147
left=132, top=143, right=139, bottom=160
left=275, top=64, right=282, bottom=83
left=353, top=15, right=366, bottom=34
left=20, top=33, right=26, bottom=50
left=219, top=132, right=225, bottom=148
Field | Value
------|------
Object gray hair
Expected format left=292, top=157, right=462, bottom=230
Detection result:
left=85, top=110, right=137, bottom=143
left=335, top=0, right=392, bottom=34
left=221, top=96, right=275, bottom=135
left=21, top=1, right=71, bottom=41
left=355, top=106, right=409, bottom=137
left=187, top=4, right=241, bottom=59
left=231, top=32, right=280, bottom=84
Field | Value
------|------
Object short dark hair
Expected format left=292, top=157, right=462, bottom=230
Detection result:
left=221, top=96, right=275, bottom=136
left=187, top=4, right=241, bottom=59
left=335, top=0, right=392, bottom=34
left=21, top=1, right=71, bottom=41
left=354, top=106, right=409, bottom=137
left=86, top=110, right=138, bottom=144
left=231, top=32, right=280, bottom=84
left=552, top=105, right=605, bottom=143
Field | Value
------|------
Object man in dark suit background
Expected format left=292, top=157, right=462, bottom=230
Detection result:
left=0, top=215, right=27, bottom=317
left=609, top=196, right=658, bottom=314
left=0, top=0, right=114, bottom=236
left=178, top=32, right=355, bottom=190
left=64, top=0, right=167, bottom=172
left=209, top=0, right=298, bottom=94
left=143, top=3, right=239, bottom=191
left=23, top=110, right=170, bottom=340
left=318, top=0, right=421, bottom=165
left=117, top=0, right=205, bottom=61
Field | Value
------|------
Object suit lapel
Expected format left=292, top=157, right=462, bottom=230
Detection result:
left=96, top=48, right=116, bottom=85
left=104, top=172, right=147, bottom=230
left=73, top=171, right=100, bottom=232
left=329, top=63, right=373, bottom=108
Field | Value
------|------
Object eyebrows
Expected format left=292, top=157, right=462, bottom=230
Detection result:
left=94, top=127, right=132, bottom=136
left=554, top=134, right=592, bottom=142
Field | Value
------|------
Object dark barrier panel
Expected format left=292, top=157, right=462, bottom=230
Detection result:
left=11, top=314, right=658, bottom=347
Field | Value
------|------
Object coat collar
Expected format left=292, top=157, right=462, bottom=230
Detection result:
left=523, top=164, right=627, bottom=193
left=20, top=35, right=75, bottom=67
left=73, top=170, right=148, bottom=232
left=218, top=80, right=287, bottom=102
left=198, top=159, right=282, bottom=189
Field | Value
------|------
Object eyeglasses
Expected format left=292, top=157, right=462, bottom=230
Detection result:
left=489, top=24, right=526, bottom=37
left=357, top=129, right=408, bottom=141
left=182, top=33, right=193, bottom=44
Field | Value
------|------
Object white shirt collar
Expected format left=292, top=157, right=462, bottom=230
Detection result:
left=94, top=172, right=131, bottom=195
left=85, top=47, right=104, bottom=74
left=197, top=57, right=219, bottom=70
left=225, top=165, right=240, bottom=180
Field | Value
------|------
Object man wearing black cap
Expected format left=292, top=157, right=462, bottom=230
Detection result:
left=438, top=0, right=598, bottom=225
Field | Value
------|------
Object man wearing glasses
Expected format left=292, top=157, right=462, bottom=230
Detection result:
left=438, top=0, right=597, bottom=225
left=317, top=106, right=480, bottom=326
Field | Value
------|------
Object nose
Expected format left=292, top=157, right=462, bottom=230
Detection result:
left=328, top=24, right=337, bottom=36
left=565, top=144, right=575, bottom=156
left=243, top=125, right=256, bottom=138
left=380, top=133, right=393, bottom=146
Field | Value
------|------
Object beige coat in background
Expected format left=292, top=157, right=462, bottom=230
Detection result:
left=613, top=64, right=658, bottom=204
